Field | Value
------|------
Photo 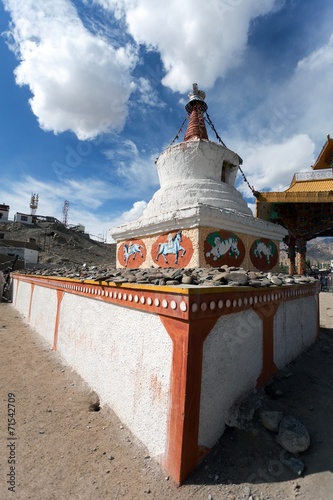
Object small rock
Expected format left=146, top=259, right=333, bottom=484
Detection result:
left=280, top=453, right=305, bottom=476
left=276, top=415, right=310, bottom=454
left=284, top=277, right=295, bottom=284
left=270, top=277, right=282, bottom=285
left=248, top=279, right=263, bottom=288
left=260, top=411, right=283, bottom=433
left=228, top=271, right=249, bottom=285
left=171, top=269, right=183, bottom=280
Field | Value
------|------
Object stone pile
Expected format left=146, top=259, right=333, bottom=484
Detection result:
left=259, top=411, right=310, bottom=476
left=16, top=265, right=318, bottom=288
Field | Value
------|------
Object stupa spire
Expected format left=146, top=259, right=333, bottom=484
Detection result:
left=184, top=83, right=209, bottom=142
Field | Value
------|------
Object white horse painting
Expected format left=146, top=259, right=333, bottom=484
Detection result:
left=206, top=236, right=240, bottom=261
left=253, top=241, right=274, bottom=263
left=123, top=242, right=143, bottom=266
left=156, top=231, right=186, bottom=265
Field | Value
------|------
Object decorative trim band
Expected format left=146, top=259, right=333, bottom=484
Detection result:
left=13, top=274, right=319, bottom=321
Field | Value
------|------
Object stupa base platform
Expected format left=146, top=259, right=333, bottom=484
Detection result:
left=112, top=205, right=288, bottom=271
left=12, top=273, right=319, bottom=484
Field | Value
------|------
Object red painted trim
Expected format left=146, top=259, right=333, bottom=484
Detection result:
left=255, top=303, right=279, bottom=386
left=12, top=274, right=320, bottom=323
left=13, top=278, right=20, bottom=306
left=52, top=290, right=64, bottom=351
left=317, top=294, right=321, bottom=340
left=28, top=283, right=35, bottom=322
left=160, top=315, right=219, bottom=484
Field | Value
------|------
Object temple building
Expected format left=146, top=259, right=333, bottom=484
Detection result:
left=256, top=135, right=333, bottom=275
left=111, top=84, right=287, bottom=270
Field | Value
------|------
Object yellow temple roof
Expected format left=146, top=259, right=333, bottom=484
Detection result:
left=311, top=134, right=333, bottom=170
left=256, top=135, right=333, bottom=239
left=287, top=179, right=333, bottom=192
left=258, top=168, right=333, bottom=203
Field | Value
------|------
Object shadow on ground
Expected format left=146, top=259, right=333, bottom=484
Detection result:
left=185, top=327, right=333, bottom=487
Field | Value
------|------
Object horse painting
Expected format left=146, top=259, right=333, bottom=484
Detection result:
left=253, top=241, right=274, bottom=263
left=206, top=236, right=240, bottom=261
left=156, top=231, right=186, bottom=265
left=123, top=242, right=143, bottom=266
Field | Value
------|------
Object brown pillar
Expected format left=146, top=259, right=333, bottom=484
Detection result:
left=287, top=241, right=296, bottom=275
left=159, top=315, right=218, bottom=484
left=255, top=303, right=279, bottom=386
left=296, top=237, right=307, bottom=275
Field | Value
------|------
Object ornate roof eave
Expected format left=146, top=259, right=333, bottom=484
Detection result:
left=257, top=190, right=333, bottom=204
left=311, top=134, right=333, bottom=170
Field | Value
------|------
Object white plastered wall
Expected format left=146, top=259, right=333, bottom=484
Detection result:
left=199, top=310, right=262, bottom=448
left=274, top=295, right=318, bottom=369
left=29, top=285, right=58, bottom=345
left=55, top=293, right=172, bottom=458
left=12, top=280, right=173, bottom=458
left=14, top=280, right=32, bottom=318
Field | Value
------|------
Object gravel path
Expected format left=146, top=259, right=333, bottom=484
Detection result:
left=0, top=293, right=332, bottom=499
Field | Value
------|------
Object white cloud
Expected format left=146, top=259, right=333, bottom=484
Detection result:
left=3, top=0, right=137, bottom=139
left=109, top=200, right=147, bottom=241
left=134, top=77, right=164, bottom=107
left=95, top=0, right=281, bottom=92
left=103, top=138, right=159, bottom=194
left=0, top=175, right=112, bottom=217
left=297, top=33, right=333, bottom=72
left=0, top=174, right=122, bottom=242
left=288, top=34, right=333, bottom=141
left=235, top=32, right=333, bottom=147
left=236, top=134, right=316, bottom=196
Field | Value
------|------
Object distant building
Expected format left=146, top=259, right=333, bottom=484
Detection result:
left=0, top=239, right=39, bottom=265
left=0, top=204, right=10, bottom=221
left=14, top=212, right=33, bottom=225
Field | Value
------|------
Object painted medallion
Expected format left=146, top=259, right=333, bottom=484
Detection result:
left=250, top=238, right=278, bottom=271
left=152, top=231, right=193, bottom=268
left=204, top=230, right=245, bottom=267
left=118, top=239, right=146, bottom=268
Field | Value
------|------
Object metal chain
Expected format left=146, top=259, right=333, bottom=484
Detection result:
left=238, top=164, right=260, bottom=198
left=166, top=110, right=259, bottom=198
left=169, top=116, right=188, bottom=146
left=205, top=112, right=227, bottom=147
left=205, top=112, right=259, bottom=198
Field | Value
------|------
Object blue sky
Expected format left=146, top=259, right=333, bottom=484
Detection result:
left=0, top=0, right=333, bottom=242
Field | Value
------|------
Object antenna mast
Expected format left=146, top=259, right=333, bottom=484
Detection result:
left=30, top=194, right=39, bottom=215
left=62, top=200, right=70, bottom=227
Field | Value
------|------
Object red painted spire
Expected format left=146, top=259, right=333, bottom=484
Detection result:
left=184, top=83, right=208, bottom=142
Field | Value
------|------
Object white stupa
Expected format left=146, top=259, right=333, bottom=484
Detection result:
left=111, top=84, right=287, bottom=270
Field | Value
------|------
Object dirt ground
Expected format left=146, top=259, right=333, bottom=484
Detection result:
left=0, top=293, right=332, bottom=500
